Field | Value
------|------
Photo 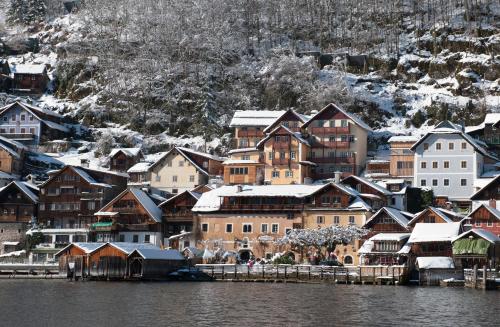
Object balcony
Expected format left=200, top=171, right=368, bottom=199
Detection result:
left=0, top=133, right=35, bottom=140
left=272, top=142, right=291, bottom=149
left=272, top=158, right=291, bottom=165
left=307, top=156, right=356, bottom=164
left=310, top=126, right=350, bottom=134
left=237, top=129, right=264, bottom=138
left=221, top=204, right=304, bottom=211
left=321, top=141, right=350, bottom=149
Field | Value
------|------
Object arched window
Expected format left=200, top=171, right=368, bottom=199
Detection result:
left=344, top=255, right=353, bottom=265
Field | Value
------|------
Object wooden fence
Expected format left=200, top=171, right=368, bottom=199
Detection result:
left=195, top=264, right=408, bottom=284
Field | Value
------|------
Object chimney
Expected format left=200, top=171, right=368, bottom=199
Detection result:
left=334, top=171, right=341, bottom=184
left=236, top=185, right=243, bottom=193
left=489, top=199, right=496, bottom=209
left=80, top=158, right=89, bottom=168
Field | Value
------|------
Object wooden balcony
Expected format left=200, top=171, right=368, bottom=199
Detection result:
left=307, top=156, right=356, bottom=164
left=237, top=130, right=264, bottom=138
left=310, top=126, right=350, bottom=134
left=272, top=158, right=291, bottom=165
left=221, top=204, right=304, bottom=211
left=272, top=142, right=291, bottom=149
left=321, top=141, right=350, bottom=149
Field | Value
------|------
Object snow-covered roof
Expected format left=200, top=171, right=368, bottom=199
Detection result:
left=397, top=242, right=411, bottom=254
left=364, top=207, right=412, bottom=228
left=130, top=248, right=185, bottom=260
left=109, top=148, right=142, bottom=158
left=347, top=196, right=372, bottom=211
left=453, top=229, right=500, bottom=244
left=228, top=147, right=259, bottom=155
left=465, top=113, right=500, bottom=133
left=411, top=121, right=497, bottom=160
left=342, top=175, right=393, bottom=196
left=0, top=171, right=17, bottom=180
left=72, top=167, right=112, bottom=188
left=229, top=110, right=285, bottom=127
left=55, top=242, right=106, bottom=256
left=302, top=103, right=372, bottom=131
left=370, top=233, right=411, bottom=242
left=388, top=135, right=419, bottom=143
left=262, top=109, right=310, bottom=133
left=256, top=125, right=311, bottom=148
left=42, top=119, right=70, bottom=133
left=0, top=134, right=28, bottom=152
left=0, top=140, right=21, bottom=159
left=10, top=64, right=47, bottom=75
left=129, top=188, right=163, bottom=222
left=408, top=223, right=461, bottom=243
left=12, top=181, right=39, bottom=202
left=471, top=175, right=500, bottom=200
left=357, top=240, right=373, bottom=254
left=416, top=257, right=455, bottom=269
left=467, top=204, right=500, bottom=220
left=2, top=241, right=20, bottom=246
left=159, top=189, right=201, bottom=207
left=127, top=162, right=152, bottom=173
left=109, top=242, right=160, bottom=255
left=408, top=207, right=461, bottom=225
left=177, top=147, right=225, bottom=162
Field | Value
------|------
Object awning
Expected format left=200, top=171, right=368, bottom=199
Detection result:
left=452, top=238, right=490, bottom=256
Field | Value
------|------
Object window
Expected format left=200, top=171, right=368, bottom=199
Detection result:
left=424, top=216, right=435, bottom=223
left=87, top=202, right=95, bottom=210
left=461, top=142, right=467, bottom=150
left=230, top=167, right=248, bottom=175
left=155, top=175, right=161, bottom=182
left=144, top=235, right=150, bottom=243
left=201, top=223, right=209, bottom=232
left=280, top=151, right=285, bottom=159
left=420, top=179, right=427, bottom=187
left=448, top=142, right=454, bottom=150
left=461, top=161, right=467, bottom=169
left=460, top=179, right=467, bottom=186
left=132, top=235, right=139, bottom=243
left=242, top=155, right=250, bottom=160
left=421, top=161, right=427, bottom=169
left=172, top=175, right=178, bottom=182
left=29, top=115, right=34, bottom=121
left=261, top=224, right=268, bottom=233
left=344, top=255, right=353, bottom=265
left=487, top=221, right=493, bottom=227
left=321, top=195, right=330, bottom=205
left=444, top=161, right=450, bottom=169
left=189, top=175, right=195, bottom=182
left=285, top=170, right=293, bottom=178
left=11, top=115, right=15, bottom=121
left=432, top=161, right=438, bottom=169
left=271, top=224, right=279, bottom=234
left=475, top=221, right=481, bottom=227
left=423, top=143, right=429, bottom=150
left=333, top=216, right=340, bottom=224
left=172, top=189, right=178, bottom=194
left=435, top=143, right=442, bottom=150
left=349, top=216, right=355, bottom=224
left=39, top=203, right=45, bottom=211
left=340, top=120, right=348, bottom=127
left=268, top=152, right=273, bottom=160
left=119, top=235, right=125, bottom=242
left=348, top=135, right=355, bottom=143
left=242, top=224, right=252, bottom=233
left=444, top=179, right=450, bottom=186
left=226, top=224, right=233, bottom=233
left=316, top=216, right=325, bottom=224
left=29, top=128, right=35, bottom=135
left=179, top=161, right=184, bottom=167
left=432, top=179, right=438, bottom=186
left=272, top=171, right=280, bottom=178
left=285, top=228, right=292, bottom=235
left=290, top=151, right=296, bottom=160
left=20, top=114, right=26, bottom=121
left=167, top=161, right=172, bottom=167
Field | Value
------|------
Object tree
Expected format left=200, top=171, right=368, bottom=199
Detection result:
left=275, top=225, right=369, bottom=260
left=23, top=232, right=44, bottom=251
left=95, top=131, right=114, bottom=157
left=7, top=0, right=46, bottom=25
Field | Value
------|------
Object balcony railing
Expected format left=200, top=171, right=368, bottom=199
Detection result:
left=310, top=126, right=350, bottom=134
left=221, top=204, right=304, bottom=211
left=237, top=130, right=264, bottom=138
left=307, top=156, right=355, bottom=164
left=272, top=142, right=291, bottom=149
left=321, top=141, right=350, bottom=149
left=272, top=158, right=291, bottom=165
left=0, top=133, right=35, bottom=140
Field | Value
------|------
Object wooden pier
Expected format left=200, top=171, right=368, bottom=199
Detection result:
left=0, top=263, right=60, bottom=279
left=464, top=266, right=499, bottom=290
left=195, top=264, right=408, bottom=285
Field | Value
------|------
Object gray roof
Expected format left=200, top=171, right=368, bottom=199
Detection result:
left=55, top=242, right=106, bottom=256
left=130, top=249, right=185, bottom=260
left=109, top=242, right=160, bottom=254
left=129, top=188, right=163, bottom=222
left=364, top=207, right=412, bottom=229
left=453, top=229, right=500, bottom=244
left=302, top=103, right=372, bottom=131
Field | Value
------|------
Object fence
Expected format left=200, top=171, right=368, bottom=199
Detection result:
left=195, top=264, right=407, bottom=284
left=464, top=266, right=499, bottom=289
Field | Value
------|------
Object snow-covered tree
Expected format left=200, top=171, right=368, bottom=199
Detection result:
left=7, top=0, right=46, bottom=25
left=95, top=131, right=114, bottom=157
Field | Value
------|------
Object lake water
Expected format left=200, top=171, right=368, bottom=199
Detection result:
left=0, top=280, right=498, bottom=326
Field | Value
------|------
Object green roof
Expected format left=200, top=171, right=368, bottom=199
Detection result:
left=453, top=238, right=490, bottom=256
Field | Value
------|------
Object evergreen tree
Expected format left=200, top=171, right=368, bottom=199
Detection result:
left=7, top=0, right=46, bottom=25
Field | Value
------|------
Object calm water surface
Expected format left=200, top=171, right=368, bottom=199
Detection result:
left=0, top=280, right=498, bottom=327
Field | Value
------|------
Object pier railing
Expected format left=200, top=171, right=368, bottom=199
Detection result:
left=195, top=264, right=407, bottom=284
left=464, top=267, right=498, bottom=289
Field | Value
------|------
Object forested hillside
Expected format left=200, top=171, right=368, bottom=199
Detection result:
left=1, top=0, right=499, bottom=153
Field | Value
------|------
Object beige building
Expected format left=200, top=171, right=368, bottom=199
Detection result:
left=128, top=147, right=225, bottom=197
left=227, top=104, right=372, bottom=185
left=192, top=183, right=373, bottom=264
left=388, top=135, right=418, bottom=181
